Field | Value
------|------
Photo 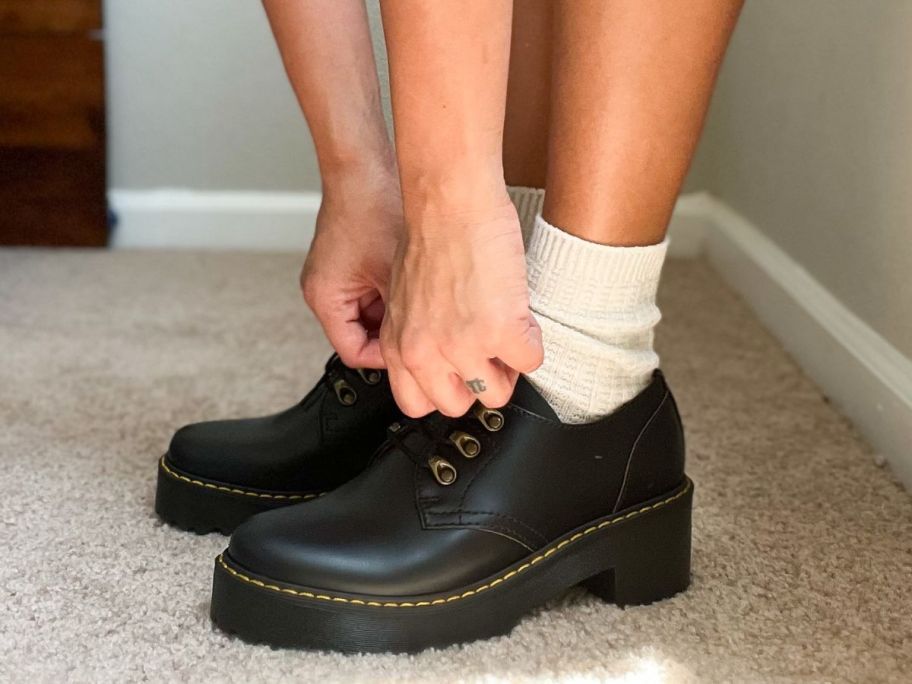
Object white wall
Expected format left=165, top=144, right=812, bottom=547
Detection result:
left=104, top=0, right=320, bottom=192
left=695, top=0, right=912, bottom=359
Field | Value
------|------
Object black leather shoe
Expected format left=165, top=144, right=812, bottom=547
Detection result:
left=210, top=370, right=692, bottom=652
left=155, top=355, right=401, bottom=534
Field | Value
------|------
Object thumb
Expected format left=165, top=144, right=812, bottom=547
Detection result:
left=496, top=314, right=544, bottom=374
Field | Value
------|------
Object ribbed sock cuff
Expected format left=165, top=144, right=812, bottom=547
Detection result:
left=526, top=215, right=669, bottom=318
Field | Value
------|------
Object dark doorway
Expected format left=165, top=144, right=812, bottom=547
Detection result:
left=0, top=0, right=107, bottom=246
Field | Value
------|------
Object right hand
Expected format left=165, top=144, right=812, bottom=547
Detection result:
left=300, top=168, right=402, bottom=369
left=380, top=200, right=544, bottom=417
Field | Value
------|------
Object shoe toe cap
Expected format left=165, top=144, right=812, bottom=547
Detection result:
left=225, top=497, right=530, bottom=597
left=166, top=421, right=224, bottom=475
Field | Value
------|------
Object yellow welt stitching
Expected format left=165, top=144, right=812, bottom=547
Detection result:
left=216, top=480, right=691, bottom=609
left=159, top=456, right=321, bottom=502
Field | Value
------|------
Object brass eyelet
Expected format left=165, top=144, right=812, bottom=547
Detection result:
left=428, top=455, right=457, bottom=486
left=333, top=378, right=358, bottom=406
left=356, top=368, right=382, bottom=386
left=472, top=405, right=504, bottom=432
left=449, top=431, right=481, bottom=458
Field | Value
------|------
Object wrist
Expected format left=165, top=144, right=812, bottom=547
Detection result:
left=403, top=199, right=520, bottom=245
left=400, top=165, right=510, bottom=228
left=321, top=157, right=399, bottom=205
left=319, top=144, right=398, bottom=194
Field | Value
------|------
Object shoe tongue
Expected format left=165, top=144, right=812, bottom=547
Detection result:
left=508, top=375, right=559, bottom=421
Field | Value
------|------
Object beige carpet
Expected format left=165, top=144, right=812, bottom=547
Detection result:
left=1, top=249, right=909, bottom=683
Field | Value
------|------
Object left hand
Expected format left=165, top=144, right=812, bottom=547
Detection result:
left=300, top=169, right=402, bottom=368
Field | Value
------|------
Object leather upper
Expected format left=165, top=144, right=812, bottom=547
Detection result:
left=166, top=357, right=401, bottom=492
left=227, top=370, right=686, bottom=596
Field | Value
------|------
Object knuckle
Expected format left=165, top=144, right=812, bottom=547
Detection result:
left=400, top=400, right=431, bottom=419
left=400, top=343, right=431, bottom=371
left=437, top=328, right=465, bottom=353
left=484, top=387, right=512, bottom=408
left=438, top=395, right=473, bottom=418
left=526, top=347, right=545, bottom=371
left=300, top=279, right=321, bottom=307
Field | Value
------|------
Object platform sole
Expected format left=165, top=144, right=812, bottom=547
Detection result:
left=154, top=455, right=320, bottom=535
left=210, top=477, right=693, bottom=653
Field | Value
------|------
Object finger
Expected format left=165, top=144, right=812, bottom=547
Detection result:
left=380, top=328, right=431, bottom=416
left=496, top=314, right=544, bottom=374
left=318, top=300, right=386, bottom=369
left=448, top=355, right=517, bottom=409
left=386, top=363, right=435, bottom=418
left=407, top=356, right=475, bottom=418
left=358, top=292, right=385, bottom=336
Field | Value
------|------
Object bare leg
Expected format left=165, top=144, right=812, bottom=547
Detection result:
left=545, top=0, right=743, bottom=246
left=263, top=0, right=400, bottom=367
left=503, top=0, right=553, bottom=189
left=523, top=1, right=742, bottom=422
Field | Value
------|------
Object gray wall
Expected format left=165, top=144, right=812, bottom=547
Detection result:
left=104, top=0, right=321, bottom=191
left=105, top=1, right=911, bottom=360
left=694, top=1, right=912, bottom=357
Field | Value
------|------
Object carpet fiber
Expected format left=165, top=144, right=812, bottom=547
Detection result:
left=1, top=250, right=909, bottom=683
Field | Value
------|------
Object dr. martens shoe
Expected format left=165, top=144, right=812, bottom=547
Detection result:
left=155, top=355, right=401, bottom=534
left=210, top=370, right=692, bottom=652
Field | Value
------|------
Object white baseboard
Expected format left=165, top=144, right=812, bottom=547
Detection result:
left=108, top=187, right=706, bottom=257
left=666, top=192, right=715, bottom=258
left=696, top=195, right=912, bottom=490
left=108, top=189, right=320, bottom=251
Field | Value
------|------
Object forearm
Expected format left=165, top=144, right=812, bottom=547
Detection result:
left=262, top=0, right=395, bottom=188
left=379, top=0, right=513, bottom=221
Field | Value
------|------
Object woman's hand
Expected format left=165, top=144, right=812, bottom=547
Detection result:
left=380, top=201, right=544, bottom=417
left=301, top=169, right=402, bottom=369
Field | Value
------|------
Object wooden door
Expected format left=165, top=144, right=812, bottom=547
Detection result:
left=0, top=0, right=107, bottom=246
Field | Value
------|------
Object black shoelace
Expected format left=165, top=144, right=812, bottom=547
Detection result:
left=384, top=405, right=505, bottom=486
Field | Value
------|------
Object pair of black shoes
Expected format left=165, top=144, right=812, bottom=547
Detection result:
left=156, top=354, right=693, bottom=653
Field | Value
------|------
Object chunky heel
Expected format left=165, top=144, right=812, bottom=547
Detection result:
left=583, top=480, right=692, bottom=606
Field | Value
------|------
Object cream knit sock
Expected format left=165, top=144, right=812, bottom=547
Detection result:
left=507, top=186, right=545, bottom=245
left=525, top=215, right=668, bottom=424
